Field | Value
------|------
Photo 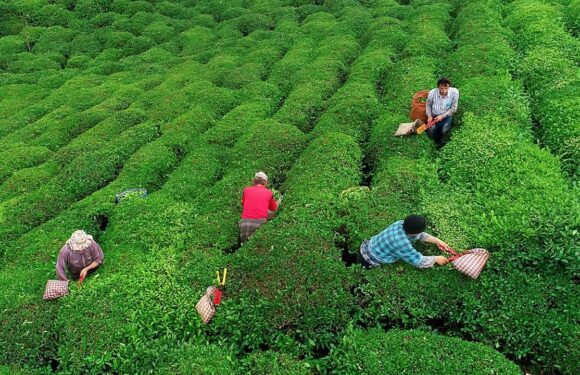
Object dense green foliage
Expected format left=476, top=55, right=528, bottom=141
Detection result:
left=0, top=0, right=577, bottom=374
left=505, top=0, right=580, bottom=181
left=329, top=329, right=521, bottom=374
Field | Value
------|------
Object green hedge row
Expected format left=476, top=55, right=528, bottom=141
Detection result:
left=329, top=329, right=520, bottom=374
left=0, top=108, right=147, bottom=204
left=0, top=74, right=107, bottom=139
left=274, top=36, right=361, bottom=132
left=505, top=0, right=580, bottom=180
left=216, top=132, right=362, bottom=358
left=0, top=87, right=235, bottom=370
left=0, top=146, right=53, bottom=184
left=418, top=0, right=579, bottom=372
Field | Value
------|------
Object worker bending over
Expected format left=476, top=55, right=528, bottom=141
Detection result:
left=357, top=215, right=450, bottom=269
left=56, top=230, right=104, bottom=281
left=239, top=171, right=281, bottom=244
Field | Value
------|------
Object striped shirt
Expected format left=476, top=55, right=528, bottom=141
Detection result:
left=365, top=220, right=427, bottom=267
left=426, top=87, right=459, bottom=118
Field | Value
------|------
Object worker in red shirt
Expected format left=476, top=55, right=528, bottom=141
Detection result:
left=239, top=171, right=281, bottom=244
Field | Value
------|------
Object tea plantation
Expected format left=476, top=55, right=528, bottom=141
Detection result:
left=0, top=0, right=578, bottom=374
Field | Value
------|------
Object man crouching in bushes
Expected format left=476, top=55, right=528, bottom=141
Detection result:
left=239, top=171, right=281, bottom=244
left=357, top=215, right=450, bottom=269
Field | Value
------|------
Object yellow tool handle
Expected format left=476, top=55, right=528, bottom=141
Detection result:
left=216, top=271, right=221, bottom=285
left=222, top=268, right=227, bottom=286
left=416, top=124, right=427, bottom=134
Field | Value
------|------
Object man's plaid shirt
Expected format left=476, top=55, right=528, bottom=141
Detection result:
left=366, top=220, right=427, bottom=267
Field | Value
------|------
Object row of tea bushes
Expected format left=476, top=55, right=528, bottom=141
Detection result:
left=342, top=1, right=521, bottom=372
left=421, top=0, right=579, bottom=372
left=433, top=0, right=579, bottom=275
left=21, top=32, right=316, bottom=369
left=0, top=76, right=243, bottom=370
left=273, top=12, right=364, bottom=132
left=0, top=74, right=108, bottom=139
left=0, top=146, right=53, bottom=185
left=329, top=329, right=520, bottom=374
left=211, top=0, right=412, bottom=364
left=218, top=131, right=363, bottom=360
left=505, top=0, right=580, bottom=180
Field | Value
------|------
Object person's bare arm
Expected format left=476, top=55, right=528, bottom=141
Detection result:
left=421, top=234, right=451, bottom=250
left=80, top=262, right=99, bottom=279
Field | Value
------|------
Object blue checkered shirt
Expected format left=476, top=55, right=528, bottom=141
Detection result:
left=367, top=220, right=427, bottom=267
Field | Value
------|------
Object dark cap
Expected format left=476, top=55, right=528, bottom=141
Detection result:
left=403, top=215, right=426, bottom=234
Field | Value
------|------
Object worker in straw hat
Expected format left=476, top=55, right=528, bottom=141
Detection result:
left=239, top=171, right=281, bottom=244
left=56, top=230, right=104, bottom=281
left=357, top=215, right=450, bottom=269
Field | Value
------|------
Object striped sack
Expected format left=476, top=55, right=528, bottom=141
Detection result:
left=43, top=280, right=70, bottom=300
left=196, top=286, right=217, bottom=324
left=450, top=248, right=490, bottom=279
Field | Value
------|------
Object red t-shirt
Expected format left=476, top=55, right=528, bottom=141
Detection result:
left=241, top=185, right=278, bottom=219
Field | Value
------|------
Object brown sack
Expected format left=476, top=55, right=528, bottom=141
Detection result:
left=409, top=90, right=430, bottom=123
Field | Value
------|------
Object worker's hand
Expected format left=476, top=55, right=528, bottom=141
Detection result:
left=435, top=256, right=449, bottom=266
left=277, top=195, right=283, bottom=205
left=435, top=115, right=444, bottom=122
left=437, top=241, right=451, bottom=252
left=79, top=268, right=89, bottom=281
left=427, top=116, right=433, bottom=123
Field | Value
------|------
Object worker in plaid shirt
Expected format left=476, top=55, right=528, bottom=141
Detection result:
left=357, top=215, right=450, bottom=269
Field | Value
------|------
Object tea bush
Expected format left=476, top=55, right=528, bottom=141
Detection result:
left=416, top=1, right=580, bottom=371
left=505, top=0, right=580, bottom=180
left=329, top=329, right=520, bottom=374
left=215, top=132, right=362, bottom=355
left=0, top=146, right=53, bottom=184
left=0, top=0, right=577, bottom=373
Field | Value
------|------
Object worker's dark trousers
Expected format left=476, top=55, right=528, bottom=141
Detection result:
left=356, top=250, right=373, bottom=269
left=427, top=115, right=453, bottom=147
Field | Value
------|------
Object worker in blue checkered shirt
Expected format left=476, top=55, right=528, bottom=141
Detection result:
left=357, top=215, right=450, bottom=269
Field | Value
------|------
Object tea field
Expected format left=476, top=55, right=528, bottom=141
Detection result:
left=0, top=0, right=578, bottom=374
